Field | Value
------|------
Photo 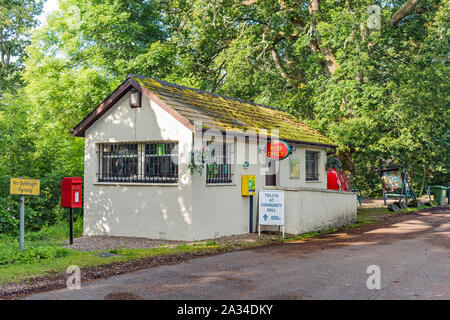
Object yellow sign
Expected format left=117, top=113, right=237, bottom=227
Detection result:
left=10, top=178, right=40, bottom=196
left=241, top=175, right=256, bottom=196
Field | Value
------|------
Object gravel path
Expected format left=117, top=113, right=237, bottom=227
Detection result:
left=64, top=233, right=274, bottom=252
left=64, top=236, right=182, bottom=251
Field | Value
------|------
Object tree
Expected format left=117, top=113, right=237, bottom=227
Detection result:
left=0, top=0, right=42, bottom=95
left=154, top=0, right=448, bottom=194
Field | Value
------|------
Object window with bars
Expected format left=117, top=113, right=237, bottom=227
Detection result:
left=98, top=142, right=178, bottom=183
left=206, top=142, right=233, bottom=184
left=305, top=150, right=320, bottom=181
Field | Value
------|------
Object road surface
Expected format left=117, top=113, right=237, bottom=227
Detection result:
left=27, top=208, right=449, bottom=300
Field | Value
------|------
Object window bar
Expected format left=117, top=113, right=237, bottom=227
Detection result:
left=168, top=144, right=172, bottom=182
left=121, top=144, right=124, bottom=182
left=98, top=144, right=101, bottom=182
left=163, top=143, right=166, bottom=183
left=141, top=143, right=144, bottom=182
left=224, top=143, right=227, bottom=182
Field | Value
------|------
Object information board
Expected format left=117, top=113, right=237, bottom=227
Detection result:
left=258, top=190, right=284, bottom=226
left=10, top=178, right=40, bottom=196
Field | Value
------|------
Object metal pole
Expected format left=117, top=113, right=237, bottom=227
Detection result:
left=69, top=208, right=74, bottom=245
left=249, top=195, right=254, bottom=233
left=19, top=195, right=25, bottom=251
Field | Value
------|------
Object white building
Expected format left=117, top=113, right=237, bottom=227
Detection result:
left=72, top=74, right=356, bottom=241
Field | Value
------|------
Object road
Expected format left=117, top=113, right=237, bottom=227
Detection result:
left=27, top=208, right=449, bottom=300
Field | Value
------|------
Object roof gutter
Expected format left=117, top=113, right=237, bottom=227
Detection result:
left=200, top=128, right=337, bottom=149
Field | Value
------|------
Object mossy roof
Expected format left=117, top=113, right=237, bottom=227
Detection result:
left=132, top=75, right=335, bottom=147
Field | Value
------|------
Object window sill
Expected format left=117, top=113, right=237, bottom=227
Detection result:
left=206, top=183, right=236, bottom=187
left=94, top=182, right=179, bottom=187
left=306, top=180, right=322, bottom=183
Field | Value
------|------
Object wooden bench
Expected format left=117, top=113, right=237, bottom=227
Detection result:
left=383, top=188, right=415, bottom=205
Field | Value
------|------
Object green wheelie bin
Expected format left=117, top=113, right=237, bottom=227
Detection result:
left=430, top=186, right=447, bottom=206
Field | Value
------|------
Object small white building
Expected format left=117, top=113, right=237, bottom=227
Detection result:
left=72, top=74, right=356, bottom=241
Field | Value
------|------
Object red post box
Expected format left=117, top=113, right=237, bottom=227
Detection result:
left=61, top=177, right=83, bottom=208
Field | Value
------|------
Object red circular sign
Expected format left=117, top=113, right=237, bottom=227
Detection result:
left=265, top=141, right=290, bottom=160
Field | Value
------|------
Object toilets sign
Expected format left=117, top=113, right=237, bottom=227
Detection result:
left=258, top=190, right=284, bottom=226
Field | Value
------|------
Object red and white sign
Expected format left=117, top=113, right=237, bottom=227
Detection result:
left=265, top=140, right=290, bottom=160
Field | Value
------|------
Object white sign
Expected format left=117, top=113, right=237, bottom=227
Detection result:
left=258, top=190, right=284, bottom=226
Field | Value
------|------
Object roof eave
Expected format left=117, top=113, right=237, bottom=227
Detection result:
left=71, top=75, right=194, bottom=137
left=200, top=127, right=337, bottom=149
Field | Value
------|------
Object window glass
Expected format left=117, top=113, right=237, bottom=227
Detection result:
left=305, top=151, right=319, bottom=181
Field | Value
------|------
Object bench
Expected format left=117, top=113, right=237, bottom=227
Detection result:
left=383, top=188, right=415, bottom=205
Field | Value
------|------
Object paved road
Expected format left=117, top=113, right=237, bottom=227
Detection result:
left=27, top=208, right=449, bottom=300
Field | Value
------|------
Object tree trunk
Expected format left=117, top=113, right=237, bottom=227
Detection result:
left=347, top=158, right=356, bottom=190
left=391, top=0, right=421, bottom=25
left=308, top=0, right=339, bottom=75
left=419, top=166, right=427, bottom=197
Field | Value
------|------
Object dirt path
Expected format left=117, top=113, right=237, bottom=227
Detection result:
left=22, top=206, right=450, bottom=300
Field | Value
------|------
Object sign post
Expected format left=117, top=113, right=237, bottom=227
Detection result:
left=19, top=196, right=24, bottom=251
left=10, top=178, right=40, bottom=251
left=258, top=189, right=285, bottom=238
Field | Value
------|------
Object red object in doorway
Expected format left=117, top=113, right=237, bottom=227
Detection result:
left=327, top=169, right=341, bottom=190
left=327, top=169, right=349, bottom=191
left=61, top=177, right=83, bottom=208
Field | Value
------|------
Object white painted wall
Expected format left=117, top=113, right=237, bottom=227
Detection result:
left=264, top=186, right=357, bottom=235
left=83, top=92, right=194, bottom=240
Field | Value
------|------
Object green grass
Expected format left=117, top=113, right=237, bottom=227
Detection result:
left=0, top=242, right=227, bottom=284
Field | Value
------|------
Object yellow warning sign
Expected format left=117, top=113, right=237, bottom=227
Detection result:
left=241, top=175, right=256, bottom=196
left=10, top=178, right=40, bottom=196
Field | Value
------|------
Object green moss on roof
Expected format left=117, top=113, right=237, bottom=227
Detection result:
left=132, top=75, right=335, bottom=146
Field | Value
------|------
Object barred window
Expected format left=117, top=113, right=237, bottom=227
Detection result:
left=99, top=144, right=138, bottom=182
left=305, top=150, right=319, bottom=181
left=98, top=142, right=178, bottom=183
left=144, top=143, right=178, bottom=183
left=206, top=142, right=233, bottom=184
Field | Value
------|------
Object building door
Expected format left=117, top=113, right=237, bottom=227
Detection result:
left=265, top=160, right=277, bottom=186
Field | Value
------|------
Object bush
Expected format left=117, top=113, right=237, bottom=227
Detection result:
left=0, top=197, right=19, bottom=234
left=0, top=196, right=44, bottom=234
left=0, top=244, right=69, bottom=265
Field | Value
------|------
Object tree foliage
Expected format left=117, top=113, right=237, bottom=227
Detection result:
left=0, top=0, right=448, bottom=231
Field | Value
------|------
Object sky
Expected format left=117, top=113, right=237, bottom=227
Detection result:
left=37, top=0, right=59, bottom=26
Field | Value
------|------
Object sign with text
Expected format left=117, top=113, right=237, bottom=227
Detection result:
left=265, top=141, right=290, bottom=160
left=258, top=190, right=284, bottom=226
left=10, top=178, right=40, bottom=196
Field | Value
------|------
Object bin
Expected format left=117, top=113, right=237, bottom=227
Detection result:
left=447, top=182, right=450, bottom=205
left=430, top=186, right=447, bottom=206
